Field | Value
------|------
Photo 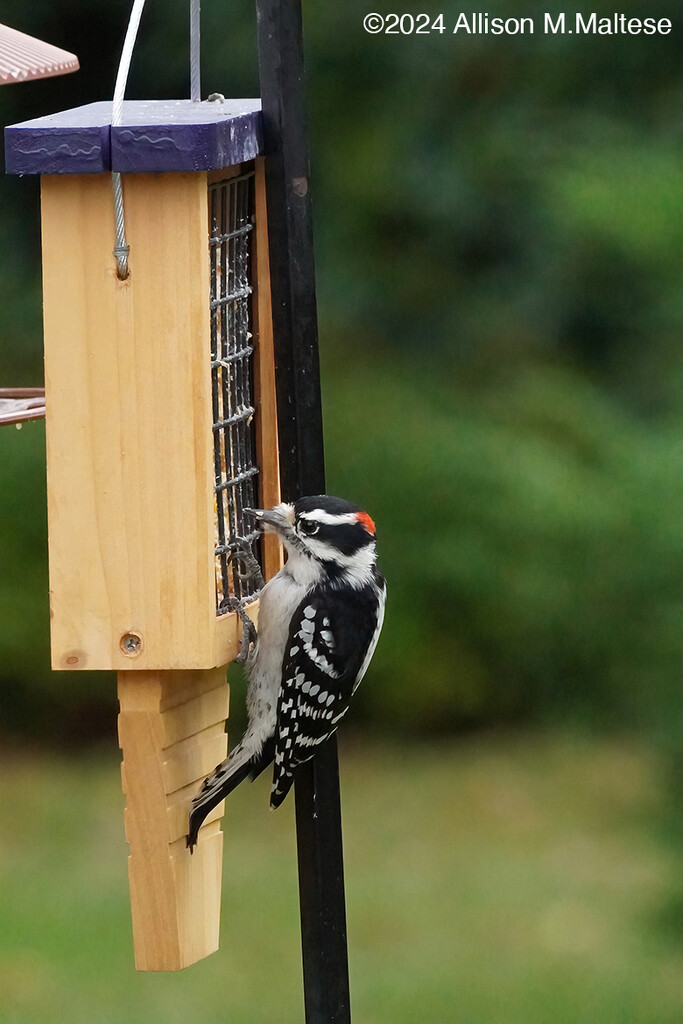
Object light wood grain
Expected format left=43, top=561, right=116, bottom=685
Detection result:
left=118, top=668, right=229, bottom=971
left=42, top=172, right=217, bottom=671
left=41, top=167, right=280, bottom=671
left=40, top=164, right=284, bottom=971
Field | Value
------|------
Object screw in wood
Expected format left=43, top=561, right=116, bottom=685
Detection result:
left=120, top=632, right=143, bottom=656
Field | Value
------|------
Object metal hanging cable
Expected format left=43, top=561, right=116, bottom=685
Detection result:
left=111, top=0, right=147, bottom=279
left=190, top=0, right=201, bottom=101
left=110, top=1, right=201, bottom=277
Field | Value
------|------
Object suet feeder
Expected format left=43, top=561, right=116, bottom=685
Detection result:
left=5, top=99, right=282, bottom=970
left=6, top=2, right=351, bottom=1013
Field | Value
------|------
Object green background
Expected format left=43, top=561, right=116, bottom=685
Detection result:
left=0, top=2, right=680, bottom=1021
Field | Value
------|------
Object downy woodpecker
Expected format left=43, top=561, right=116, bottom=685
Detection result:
left=187, top=495, right=386, bottom=850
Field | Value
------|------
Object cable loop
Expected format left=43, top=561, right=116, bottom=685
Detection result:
left=110, top=2, right=201, bottom=277
left=110, top=0, right=148, bottom=278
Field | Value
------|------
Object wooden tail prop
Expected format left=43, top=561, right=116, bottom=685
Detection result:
left=117, top=669, right=229, bottom=971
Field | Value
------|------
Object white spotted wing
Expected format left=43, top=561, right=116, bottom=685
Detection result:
left=270, top=578, right=385, bottom=806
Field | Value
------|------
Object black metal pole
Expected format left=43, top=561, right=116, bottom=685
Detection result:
left=254, top=3, right=352, bottom=1023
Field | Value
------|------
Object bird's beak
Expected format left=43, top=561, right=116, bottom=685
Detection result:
left=244, top=506, right=292, bottom=537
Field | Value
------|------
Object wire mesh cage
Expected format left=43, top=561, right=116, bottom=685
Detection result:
left=209, top=171, right=263, bottom=609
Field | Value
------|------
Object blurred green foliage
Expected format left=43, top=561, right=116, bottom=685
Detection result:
left=0, top=1, right=680, bottom=746
left=324, top=360, right=681, bottom=747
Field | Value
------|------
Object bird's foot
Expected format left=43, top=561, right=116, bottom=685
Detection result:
left=228, top=541, right=266, bottom=591
left=220, top=594, right=258, bottom=663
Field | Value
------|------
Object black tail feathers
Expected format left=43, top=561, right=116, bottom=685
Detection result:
left=186, top=736, right=276, bottom=852
left=269, top=769, right=296, bottom=810
left=186, top=758, right=251, bottom=852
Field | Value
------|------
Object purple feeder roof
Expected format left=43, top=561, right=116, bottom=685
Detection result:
left=4, top=98, right=263, bottom=175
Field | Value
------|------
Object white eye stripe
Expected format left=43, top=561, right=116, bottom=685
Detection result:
left=298, top=510, right=360, bottom=527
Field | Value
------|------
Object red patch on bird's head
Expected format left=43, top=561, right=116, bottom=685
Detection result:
left=356, top=511, right=376, bottom=535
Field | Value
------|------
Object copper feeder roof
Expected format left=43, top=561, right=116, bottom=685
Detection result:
left=0, top=388, right=46, bottom=425
left=0, top=23, right=79, bottom=84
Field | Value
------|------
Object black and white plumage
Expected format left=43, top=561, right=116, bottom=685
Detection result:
left=187, top=495, right=386, bottom=850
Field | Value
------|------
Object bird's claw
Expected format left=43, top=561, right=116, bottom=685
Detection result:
left=220, top=594, right=258, bottom=663
left=228, top=542, right=265, bottom=591
left=236, top=615, right=258, bottom=664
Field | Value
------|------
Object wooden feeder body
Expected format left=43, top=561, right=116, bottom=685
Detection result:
left=7, top=99, right=280, bottom=672
left=5, top=99, right=280, bottom=970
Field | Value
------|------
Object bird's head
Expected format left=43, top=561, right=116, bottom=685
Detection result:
left=246, top=495, right=378, bottom=587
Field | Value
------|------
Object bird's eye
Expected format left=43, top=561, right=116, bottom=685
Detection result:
left=299, top=519, right=320, bottom=536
